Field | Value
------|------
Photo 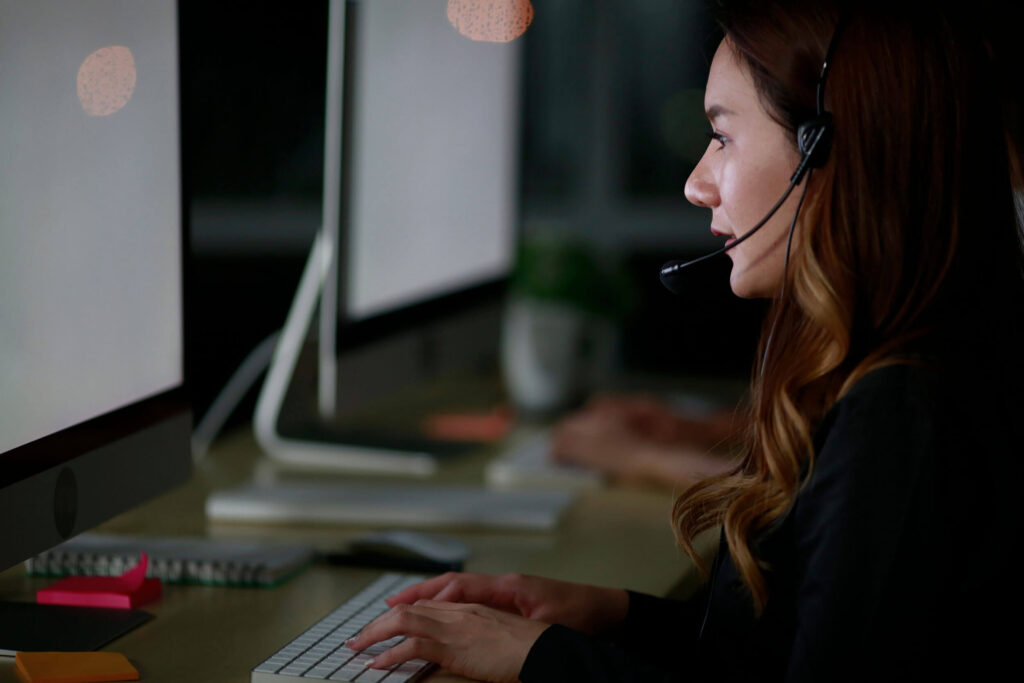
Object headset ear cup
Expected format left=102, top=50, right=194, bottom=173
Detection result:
left=797, top=112, right=834, bottom=168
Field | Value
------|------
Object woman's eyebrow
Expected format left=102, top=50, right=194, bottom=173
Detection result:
left=706, top=104, right=736, bottom=121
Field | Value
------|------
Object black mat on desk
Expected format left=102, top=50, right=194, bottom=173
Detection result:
left=0, top=601, right=152, bottom=654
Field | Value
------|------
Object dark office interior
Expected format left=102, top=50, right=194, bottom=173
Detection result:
left=180, top=1, right=767, bottom=424
left=3, top=2, right=1023, bottom=680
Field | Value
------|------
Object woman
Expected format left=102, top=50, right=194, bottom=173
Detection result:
left=347, top=1, right=1024, bottom=680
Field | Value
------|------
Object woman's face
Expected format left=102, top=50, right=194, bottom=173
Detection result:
left=685, top=40, right=806, bottom=298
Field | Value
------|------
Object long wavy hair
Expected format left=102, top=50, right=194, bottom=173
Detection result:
left=672, top=0, right=1024, bottom=612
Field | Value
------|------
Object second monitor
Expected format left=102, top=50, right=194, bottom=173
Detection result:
left=255, top=0, right=522, bottom=474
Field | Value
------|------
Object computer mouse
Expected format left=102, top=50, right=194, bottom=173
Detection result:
left=349, top=530, right=471, bottom=565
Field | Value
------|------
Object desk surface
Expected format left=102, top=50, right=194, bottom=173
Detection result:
left=0, top=428, right=709, bottom=683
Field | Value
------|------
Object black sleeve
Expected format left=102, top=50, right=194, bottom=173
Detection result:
left=784, top=366, right=944, bottom=681
left=518, top=589, right=710, bottom=683
left=519, top=624, right=685, bottom=683
left=611, top=589, right=709, bottom=657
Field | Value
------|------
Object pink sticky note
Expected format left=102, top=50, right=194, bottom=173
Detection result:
left=117, top=554, right=147, bottom=593
left=37, top=553, right=162, bottom=610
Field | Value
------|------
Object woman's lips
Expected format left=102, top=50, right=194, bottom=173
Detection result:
left=711, top=227, right=736, bottom=247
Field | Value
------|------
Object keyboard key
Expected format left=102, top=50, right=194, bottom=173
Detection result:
left=279, top=664, right=312, bottom=677
left=354, top=668, right=389, bottom=682
left=386, top=660, right=429, bottom=683
left=329, top=666, right=366, bottom=681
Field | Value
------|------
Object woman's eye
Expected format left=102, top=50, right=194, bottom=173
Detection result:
left=706, top=129, right=728, bottom=150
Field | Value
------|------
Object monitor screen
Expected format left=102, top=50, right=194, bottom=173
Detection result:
left=0, top=0, right=190, bottom=571
left=325, top=0, right=519, bottom=326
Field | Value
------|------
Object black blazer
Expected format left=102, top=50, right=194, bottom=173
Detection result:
left=520, top=362, right=1024, bottom=682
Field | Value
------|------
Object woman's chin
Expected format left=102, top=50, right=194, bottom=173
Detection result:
left=729, top=268, right=774, bottom=299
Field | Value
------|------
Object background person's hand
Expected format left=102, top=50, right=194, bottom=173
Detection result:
left=385, top=571, right=629, bottom=635
left=550, top=394, right=740, bottom=488
left=575, top=393, right=738, bottom=446
left=578, top=394, right=686, bottom=443
left=550, top=407, right=660, bottom=478
left=347, top=599, right=548, bottom=683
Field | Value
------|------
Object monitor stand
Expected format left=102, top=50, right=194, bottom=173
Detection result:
left=253, top=232, right=441, bottom=477
left=255, top=232, right=503, bottom=477
left=0, top=601, right=151, bottom=655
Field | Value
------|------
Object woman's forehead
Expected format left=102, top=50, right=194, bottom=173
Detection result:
left=704, top=39, right=756, bottom=121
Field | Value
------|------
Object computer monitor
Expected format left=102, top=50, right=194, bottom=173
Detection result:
left=0, top=0, right=191, bottom=572
left=254, top=0, right=521, bottom=475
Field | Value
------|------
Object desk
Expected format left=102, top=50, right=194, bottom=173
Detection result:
left=0, top=428, right=710, bottom=683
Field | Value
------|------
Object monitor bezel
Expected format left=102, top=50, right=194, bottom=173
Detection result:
left=0, top=391, right=192, bottom=573
left=0, top=389, right=189, bottom=490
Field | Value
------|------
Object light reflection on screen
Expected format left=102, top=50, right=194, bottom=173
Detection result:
left=77, top=45, right=137, bottom=117
left=446, top=0, right=534, bottom=43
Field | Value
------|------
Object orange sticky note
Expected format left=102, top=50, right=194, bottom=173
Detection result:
left=15, top=652, right=139, bottom=683
left=422, top=405, right=514, bottom=442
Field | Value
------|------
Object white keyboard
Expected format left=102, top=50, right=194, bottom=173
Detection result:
left=209, top=481, right=574, bottom=531
left=251, top=573, right=434, bottom=682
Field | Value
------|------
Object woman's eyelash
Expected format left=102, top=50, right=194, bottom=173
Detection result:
left=706, top=129, right=728, bottom=149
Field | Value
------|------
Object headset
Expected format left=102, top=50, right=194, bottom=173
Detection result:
left=659, top=20, right=844, bottom=296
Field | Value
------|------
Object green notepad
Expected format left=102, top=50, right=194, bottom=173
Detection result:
left=25, top=533, right=314, bottom=587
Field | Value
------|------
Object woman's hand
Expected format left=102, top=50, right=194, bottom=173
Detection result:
left=384, top=571, right=629, bottom=635
left=347, top=599, right=548, bottom=683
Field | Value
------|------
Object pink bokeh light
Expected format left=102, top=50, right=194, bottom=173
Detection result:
left=447, top=0, right=534, bottom=43
left=77, top=46, right=136, bottom=117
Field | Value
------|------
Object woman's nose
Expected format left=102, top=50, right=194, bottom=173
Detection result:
left=684, top=159, right=719, bottom=209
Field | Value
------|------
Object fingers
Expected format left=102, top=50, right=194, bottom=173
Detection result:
left=430, top=582, right=471, bottom=605
left=367, top=636, right=441, bottom=670
left=346, top=602, right=475, bottom=672
left=550, top=414, right=603, bottom=458
left=551, top=415, right=641, bottom=473
left=385, top=572, right=460, bottom=606
left=349, top=604, right=434, bottom=649
left=349, top=601, right=494, bottom=654
left=411, top=599, right=487, bottom=614
left=430, top=576, right=496, bottom=606
left=389, top=572, right=515, bottom=613
left=350, top=600, right=545, bottom=683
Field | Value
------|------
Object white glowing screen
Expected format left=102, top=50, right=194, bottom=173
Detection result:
left=344, top=0, right=520, bottom=320
left=0, top=0, right=182, bottom=454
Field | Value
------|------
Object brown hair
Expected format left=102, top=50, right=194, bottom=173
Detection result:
left=673, top=0, right=1024, bottom=612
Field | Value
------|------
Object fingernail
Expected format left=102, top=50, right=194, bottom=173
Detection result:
left=366, top=658, right=376, bottom=669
